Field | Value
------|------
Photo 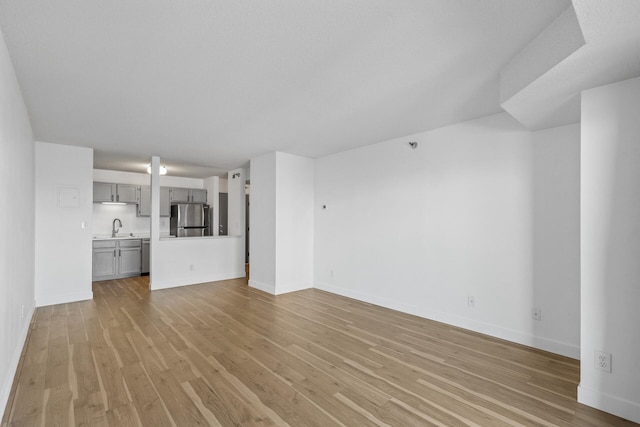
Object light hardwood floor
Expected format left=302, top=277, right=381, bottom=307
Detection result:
left=2, top=276, right=638, bottom=426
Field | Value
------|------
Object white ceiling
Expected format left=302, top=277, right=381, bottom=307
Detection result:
left=0, top=0, right=597, bottom=177
left=500, top=0, right=640, bottom=130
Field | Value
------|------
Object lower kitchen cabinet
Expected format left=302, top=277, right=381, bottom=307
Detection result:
left=118, top=240, right=142, bottom=275
left=92, top=241, right=117, bottom=279
left=92, top=239, right=142, bottom=281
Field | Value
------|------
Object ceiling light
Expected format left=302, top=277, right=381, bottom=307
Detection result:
left=147, top=165, right=168, bottom=175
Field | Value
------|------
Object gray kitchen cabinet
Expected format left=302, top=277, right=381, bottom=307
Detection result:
left=93, top=182, right=139, bottom=203
left=160, top=187, right=170, bottom=215
left=118, top=240, right=142, bottom=275
left=169, top=187, right=207, bottom=203
left=138, top=186, right=150, bottom=216
left=92, top=239, right=142, bottom=281
left=93, top=182, right=116, bottom=202
left=138, top=186, right=170, bottom=217
left=92, top=240, right=117, bottom=280
left=190, top=189, right=207, bottom=203
left=116, top=184, right=139, bottom=203
left=169, top=187, right=190, bottom=203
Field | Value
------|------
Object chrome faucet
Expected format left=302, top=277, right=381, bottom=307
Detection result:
left=112, top=218, right=123, bottom=237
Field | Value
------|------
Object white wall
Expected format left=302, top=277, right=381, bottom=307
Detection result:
left=203, top=175, right=217, bottom=207
left=531, top=124, right=581, bottom=352
left=0, top=27, right=36, bottom=421
left=227, top=168, right=246, bottom=238
left=249, top=153, right=277, bottom=293
left=275, top=153, right=314, bottom=294
left=249, top=152, right=314, bottom=295
left=93, top=168, right=205, bottom=188
left=219, top=178, right=228, bottom=193
left=579, top=76, right=640, bottom=423
left=35, top=142, right=94, bottom=306
left=204, top=176, right=220, bottom=235
left=314, top=112, right=580, bottom=357
left=151, top=236, right=245, bottom=290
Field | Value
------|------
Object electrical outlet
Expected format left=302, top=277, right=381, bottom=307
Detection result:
left=467, top=296, right=475, bottom=308
left=21, top=305, right=24, bottom=318
left=330, top=269, right=334, bottom=279
left=189, top=264, right=195, bottom=271
left=532, top=307, right=542, bottom=321
left=595, top=351, right=612, bottom=373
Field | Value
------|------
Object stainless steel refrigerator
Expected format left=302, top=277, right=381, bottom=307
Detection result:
left=170, top=204, right=209, bottom=237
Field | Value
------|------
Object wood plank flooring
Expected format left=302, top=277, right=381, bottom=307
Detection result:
left=2, top=276, right=638, bottom=426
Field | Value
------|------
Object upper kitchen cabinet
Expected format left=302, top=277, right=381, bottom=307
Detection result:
left=93, top=182, right=139, bottom=203
left=117, top=184, right=139, bottom=203
left=160, top=187, right=170, bottom=215
left=169, top=187, right=207, bottom=203
left=190, top=189, right=207, bottom=203
left=169, top=187, right=190, bottom=203
left=93, top=182, right=116, bottom=202
left=138, top=186, right=170, bottom=217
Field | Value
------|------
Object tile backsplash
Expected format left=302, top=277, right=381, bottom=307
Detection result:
left=92, top=203, right=169, bottom=236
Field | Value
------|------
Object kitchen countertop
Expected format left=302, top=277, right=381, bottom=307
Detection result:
left=94, top=234, right=240, bottom=241
left=93, top=234, right=174, bottom=240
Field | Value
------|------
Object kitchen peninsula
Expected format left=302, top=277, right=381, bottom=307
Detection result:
left=92, top=233, right=242, bottom=282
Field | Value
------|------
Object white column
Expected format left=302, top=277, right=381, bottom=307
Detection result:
left=248, top=152, right=314, bottom=295
left=149, top=156, right=161, bottom=289
left=248, top=153, right=277, bottom=293
left=579, top=76, right=640, bottom=424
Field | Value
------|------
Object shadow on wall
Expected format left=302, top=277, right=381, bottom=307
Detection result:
left=598, top=108, right=640, bottom=400
left=579, top=77, right=640, bottom=424
left=530, top=125, right=580, bottom=357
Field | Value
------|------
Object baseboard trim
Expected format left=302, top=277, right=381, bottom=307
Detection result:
left=578, top=384, right=640, bottom=424
left=274, top=282, right=313, bottom=295
left=36, top=291, right=93, bottom=307
left=248, top=280, right=312, bottom=295
left=0, top=303, right=36, bottom=422
left=314, top=281, right=579, bottom=359
left=151, top=271, right=246, bottom=291
left=248, top=279, right=276, bottom=295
